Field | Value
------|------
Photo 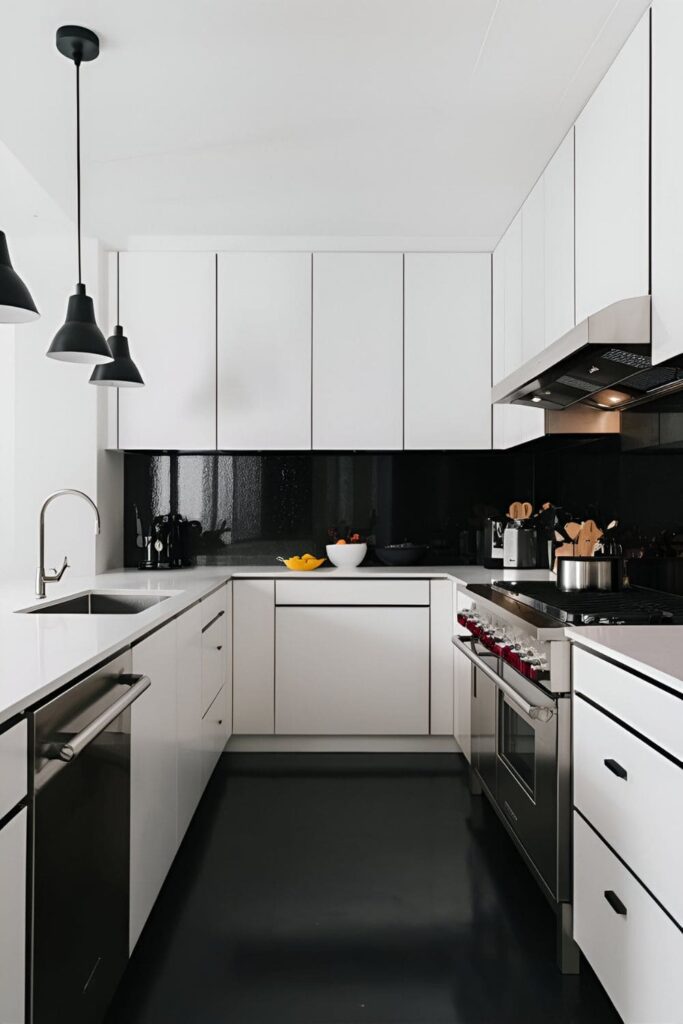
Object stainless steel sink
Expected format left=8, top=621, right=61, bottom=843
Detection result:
left=21, top=591, right=173, bottom=615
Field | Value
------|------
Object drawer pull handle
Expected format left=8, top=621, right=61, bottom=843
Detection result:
left=604, top=890, right=627, bottom=917
left=604, top=758, right=628, bottom=780
left=202, top=609, right=225, bottom=633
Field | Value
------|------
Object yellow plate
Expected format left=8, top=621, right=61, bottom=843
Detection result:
left=277, top=555, right=326, bottom=571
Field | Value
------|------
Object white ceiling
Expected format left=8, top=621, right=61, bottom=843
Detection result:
left=0, top=0, right=651, bottom=248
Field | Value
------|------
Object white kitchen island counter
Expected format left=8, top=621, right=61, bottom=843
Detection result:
left=0, top=563, right=553, bottom=727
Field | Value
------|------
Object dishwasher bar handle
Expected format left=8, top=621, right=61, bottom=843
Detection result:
left=452, top=635, right=554, bottom=723
left=51, top=673, right=151, bottom=764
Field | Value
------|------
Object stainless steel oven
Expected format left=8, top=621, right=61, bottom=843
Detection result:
left=454, top=582, right=576, bottom=973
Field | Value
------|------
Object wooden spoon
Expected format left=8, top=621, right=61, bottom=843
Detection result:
left=508, top=502, right=524, bottom=519
left=577, top=519, right=603, bottom=557
left=520, top=502, right=533, bottom=520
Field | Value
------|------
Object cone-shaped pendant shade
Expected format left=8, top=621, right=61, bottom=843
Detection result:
left=47, top=283, right=112, bottom=364
left=89, top=325, right=143, bottom=386
left=0, top=231, right=39, bottom=323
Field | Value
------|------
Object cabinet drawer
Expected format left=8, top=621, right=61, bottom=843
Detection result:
left=574, top=695, right=683, bottom=926
left=0, top=719, right=27, bottom=820
left=574, top=812, right=683, bottom=1024
left=202, top=686, right=227, bottom=786
left=200, top=586, right=228, bottom=631
left=275, top=579, right=430, bottom=606
left=573, top=646, right=683, bottom=761
left=201, top=616, right=228, bottom=717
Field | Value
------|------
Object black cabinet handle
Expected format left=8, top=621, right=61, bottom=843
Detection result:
left=604, top=890, right=627, bottom=916
left=604, top=758, right=628, bottom=780
left=202, top=609, right=225, bottom=633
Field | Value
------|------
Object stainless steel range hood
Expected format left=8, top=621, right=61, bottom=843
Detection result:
left=492, top=295, right=683, bottom=412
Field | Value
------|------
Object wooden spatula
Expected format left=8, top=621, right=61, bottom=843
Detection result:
left=509, top=502, right=524, bottom=519
left=520, top=502, right=533, bottom=520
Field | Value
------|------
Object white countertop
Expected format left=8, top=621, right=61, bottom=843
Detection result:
left=0, top=563, right=553, bottom=727
left=566, top=626, right=683, bottom=697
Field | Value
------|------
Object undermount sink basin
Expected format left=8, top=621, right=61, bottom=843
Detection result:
left=21, top=590, right=174, bottom=615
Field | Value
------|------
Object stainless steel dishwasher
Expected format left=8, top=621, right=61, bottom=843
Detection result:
left=30, top=652, right=150, bottom=1024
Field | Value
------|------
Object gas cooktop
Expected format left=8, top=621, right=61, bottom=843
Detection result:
left=492, top=580, right=683, bottom=625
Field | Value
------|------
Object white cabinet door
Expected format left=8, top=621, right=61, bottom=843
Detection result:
left=575, top=12, right=650, bottom=322
left=118, top=252, right=216, bottom=450
left=574, top=811, right=683, bottom=1024
left=404, top=254, right=491, bottom=449
left=233, top=579, right=275, bottom=734
left=275, top=606, right=429, bottom=735
left=453, top=646, right=472, bottom=763
left=492, top=212, right=544, bottom=448
left=0, top=809, right=26, bottom=1024
left=503, top=212, right=523, bottom=375
left=493, top=404, right=545, bottom=450
left=492, top=243, right=505, bottom=385
left=312, top=253, right=403, bottom=449
left=202, top=685, right=227, bottom=786
left=544, top=129, right=575, bottom=345
left=130, top=621, right=179, bottom=952
left=217, top=253, right=312, bottom=449
left=429, top=580, right=454, bottom=735
left=652, top=1, right=683, bottom=367
left=521, top=178, right=545, bottom=363
left=176, top=603, right=203, bottom=843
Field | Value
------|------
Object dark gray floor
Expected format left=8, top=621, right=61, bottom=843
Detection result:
left=105, top=753, right=619, bottom=1024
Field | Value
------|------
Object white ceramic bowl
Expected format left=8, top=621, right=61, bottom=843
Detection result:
left=325, top=542, right=367, bottom=568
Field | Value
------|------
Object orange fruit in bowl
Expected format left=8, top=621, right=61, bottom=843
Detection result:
left=336, top=539, right=347, bottom=545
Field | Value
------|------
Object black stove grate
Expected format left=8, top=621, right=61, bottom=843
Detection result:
left=493, top=581, right=683, bottom=624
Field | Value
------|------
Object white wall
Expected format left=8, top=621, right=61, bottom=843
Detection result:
left=0, top=144, right=123, bottom=583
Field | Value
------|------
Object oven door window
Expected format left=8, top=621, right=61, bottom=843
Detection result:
left=499, top=698, right=536, bottom=798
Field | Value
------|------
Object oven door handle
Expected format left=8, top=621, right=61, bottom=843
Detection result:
left=452, top=636, right=554, bottom=723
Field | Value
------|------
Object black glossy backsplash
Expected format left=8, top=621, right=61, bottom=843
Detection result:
left=123, top=439, right=683, bottom=567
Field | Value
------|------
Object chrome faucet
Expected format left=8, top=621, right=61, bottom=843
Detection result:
left=36, top=489, right=101, bottom=598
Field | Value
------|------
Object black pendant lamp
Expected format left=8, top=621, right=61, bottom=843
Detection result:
left=0, top=231, right=39, bottom=323
left=90, top=255, right=144, bottom=387
left=47, top=27, right=111, bottom=365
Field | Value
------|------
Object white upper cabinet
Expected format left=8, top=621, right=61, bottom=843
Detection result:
left=217, top=253, right=312, bottom=450
left=575, top=11, right=650, bottom=323
left=118, top=252, right=217, bottom=450
left=544, top=129, right=575, bottom=345
left=492, top=214, right=544, bottom=449
left=492, top=244, right=505, bottom=386
left=521, top=177, right=545, bottom=363
left=312, top=253, right=403, bottom=450
left=652, top=0, right=683, bottom=367
left=404, top=254, right=491, bottom=449
left=503, top=212, right=523, bottom=374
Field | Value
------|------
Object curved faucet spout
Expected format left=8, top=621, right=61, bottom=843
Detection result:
left=36, top=489, right=101, bottom=599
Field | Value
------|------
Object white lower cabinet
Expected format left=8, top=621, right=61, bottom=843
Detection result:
left=574, top=812, right=683, bottom=1024
left=453, top=645, right=472, bottom=763
left=233, top=579, right=275, bottom=734
left=0, top=808, right=26, bottom=1024
left=429, top=580, right=454, bottom=735
left=202, top=685, right=229, bottom=786
left=275, top=605, right=430, bottom=735
left=176, top=603, right=204, bottom=843
left=574, top=694, right=683, bottom=925
left=130, top=622, right=179, bottom=953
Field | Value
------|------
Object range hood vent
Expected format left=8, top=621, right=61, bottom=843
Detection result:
left=491, top=295, right=683, bottom=412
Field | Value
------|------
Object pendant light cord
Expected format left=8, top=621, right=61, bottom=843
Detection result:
left=75, top=57, right=82, bottom=285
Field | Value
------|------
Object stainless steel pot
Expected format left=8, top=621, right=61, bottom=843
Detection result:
left=557, top=555, right=625, bottom=592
